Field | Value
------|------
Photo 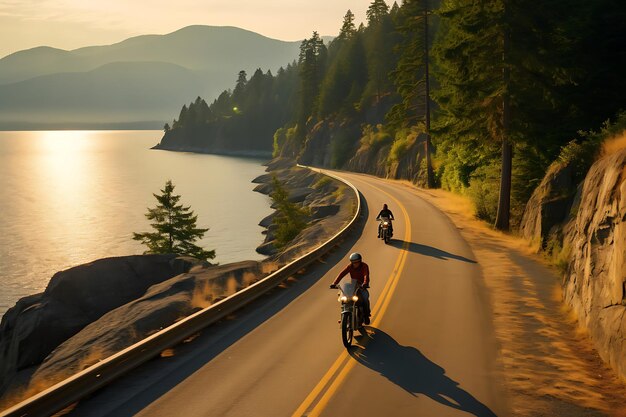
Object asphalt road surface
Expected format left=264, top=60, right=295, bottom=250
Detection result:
left=69, top=170, right=508, bottom=417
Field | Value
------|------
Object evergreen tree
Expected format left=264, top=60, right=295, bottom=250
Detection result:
left=388, top=0, right=428, bottom=128
left=362, top=4, right=397, bottom=105
left=388, top=0, right=434, bottom=187
left=433, top=0, right=583, bottom=229
left=270, top=176, right=309, bottom=247
left=297, top=32, right=327, bottom=134
left=337, top=10, right=357, bottom=41
left=133, top=180, right=215, bottom=260
left=366, top=0, right=390, bottom=25
left=232, top=70, right=248, bottom=105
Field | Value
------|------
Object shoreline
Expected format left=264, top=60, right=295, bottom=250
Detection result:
left=152, top=143, right=273, bottom=159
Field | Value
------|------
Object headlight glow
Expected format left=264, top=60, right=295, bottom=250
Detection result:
left=352, top=295, right=359, bottom=301
left=340, top=296, right=348, bottom=303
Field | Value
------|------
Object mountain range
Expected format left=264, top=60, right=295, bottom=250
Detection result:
left=0, top=25, right=311, bottom=129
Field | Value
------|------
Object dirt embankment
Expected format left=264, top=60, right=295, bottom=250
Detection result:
left=401, top=184, right=626, bottom=417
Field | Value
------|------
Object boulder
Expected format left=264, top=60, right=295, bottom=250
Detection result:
left=519, top=162, right=577, bottom=248
left=0, top=254, right=199, bottom=396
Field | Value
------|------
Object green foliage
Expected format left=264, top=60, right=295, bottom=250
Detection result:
left=387, top=0, right=427, bottom=129
left=312, top=176, right=333, bottom=189
left=388, top=125, right=422, bottom=164
left=133, top=180, right=215, bottom=261
left=366, top=0, right=390, bottom=25
left=360, top=124, right=393, bottom=153
left=558, top=111, right=626, bottom=182
left=298, top=32, right=327, bottom=130
left=329, top=131, right=356, bottom=168
left=270, top=176, right=310, bottom=247
left=467, top=163, right=501, bottom=223
left=545, top=233, right=571, bottom=274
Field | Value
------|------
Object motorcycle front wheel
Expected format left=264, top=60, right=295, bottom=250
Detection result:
left=341, top=313, right=353, bottom=348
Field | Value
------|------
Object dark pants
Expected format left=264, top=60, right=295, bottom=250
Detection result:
left=357, top=287, right=371, bottom=318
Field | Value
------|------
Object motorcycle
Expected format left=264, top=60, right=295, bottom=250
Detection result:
left=378, top=217, right=391, bottom=244
left=332, top=278, right=366, bottom=348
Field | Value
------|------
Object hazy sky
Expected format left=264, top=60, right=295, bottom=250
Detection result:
left=0, top=0, right=380, bottom=58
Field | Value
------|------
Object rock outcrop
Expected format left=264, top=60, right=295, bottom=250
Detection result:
left=523, top=148, right=626, bottom=382
left=561, top=149, right=626, bottom=381
left=519, top=161, right=578, bottom=248
left=26, top=261, right=263, bottom=394
left=252, top=158, right=355, bottom=263
left=0, top=255, right=200, bottom=396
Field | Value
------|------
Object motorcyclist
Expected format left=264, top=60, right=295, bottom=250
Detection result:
left=329, top=252, right=371, bottom=325
left=376, top=203, right=395, bottom=237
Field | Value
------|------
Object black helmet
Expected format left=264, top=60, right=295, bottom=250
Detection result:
left=383, top=204, right=388, bottom=210
left=349, top=252, right=362, bottom=262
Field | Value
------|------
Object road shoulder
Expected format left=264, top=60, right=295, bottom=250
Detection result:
left=399, top=183, right=626, bottom=417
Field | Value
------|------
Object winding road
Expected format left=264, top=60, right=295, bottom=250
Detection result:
left=69, top=170, right=508, bottom=417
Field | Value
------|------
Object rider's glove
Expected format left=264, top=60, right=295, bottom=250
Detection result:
left=329, top=284, right=337, bottom=289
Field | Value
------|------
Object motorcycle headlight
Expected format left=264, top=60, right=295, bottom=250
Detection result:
left=339, top=296, right=348, bottom=303
left=352, top=295, right=359, bottom=302
left=383, top=222, right=389, bottom=226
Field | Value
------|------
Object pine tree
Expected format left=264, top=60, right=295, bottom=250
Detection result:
left=366, top=0, right=390, bottom=25
left=388, top=0, right=434, bottom=187
left=270, top=176, right=309, bottom=247
left=133, top=180, right=215, bottom=260
left=297, top=32, right=327, bottom=134
left=433, top=0, right=582, bottom=229
left=337, top=10, right=357, bottom=41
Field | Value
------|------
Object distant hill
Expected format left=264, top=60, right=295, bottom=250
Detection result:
left=0, top=26, right=307, bottom=129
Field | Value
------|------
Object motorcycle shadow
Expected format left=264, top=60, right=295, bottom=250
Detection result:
left=349, top=327, right=497, bottom=417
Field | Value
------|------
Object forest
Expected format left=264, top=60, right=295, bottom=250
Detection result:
left=163, top=0, right=626, bottom=230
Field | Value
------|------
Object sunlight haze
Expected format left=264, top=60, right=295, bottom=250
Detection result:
left=0, top=0, right=376, bottom=57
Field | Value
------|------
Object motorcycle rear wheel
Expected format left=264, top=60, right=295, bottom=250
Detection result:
left=341, top=313, right=353, bottom=348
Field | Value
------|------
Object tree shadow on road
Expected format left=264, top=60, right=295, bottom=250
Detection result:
left=389, top=240, right=477, bottom=263
left=350, top=328, right=497, bottom=417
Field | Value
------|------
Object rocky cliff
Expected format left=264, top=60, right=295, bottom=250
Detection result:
left=562, top=149, right=626, bottom=380
left=521, top=148, right=626, bottom=381
left=296, top=117, right=428, bottom=184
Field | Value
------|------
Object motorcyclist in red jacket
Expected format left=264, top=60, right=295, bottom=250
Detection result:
left=330, top=252, right=371, bottom=324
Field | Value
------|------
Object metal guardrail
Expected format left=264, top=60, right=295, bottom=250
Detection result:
left=1, top=166, right=361, bottom=417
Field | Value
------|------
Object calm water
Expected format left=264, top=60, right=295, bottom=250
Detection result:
left=0, top=130, right=272, bottom=317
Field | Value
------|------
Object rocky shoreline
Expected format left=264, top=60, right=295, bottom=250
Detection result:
left=0, top=158, right=355, bottom=409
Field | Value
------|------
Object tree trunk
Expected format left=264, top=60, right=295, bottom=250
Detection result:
left=495, top=139, right=512, bottom=230
left=424, top=0, right=434, bottom=188
left=495, top=19, right=511, bottom=231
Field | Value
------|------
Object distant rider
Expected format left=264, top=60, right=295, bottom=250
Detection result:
left=376, top=203, right=395, bottom=237
left=329, top=252, right=371, bottom=325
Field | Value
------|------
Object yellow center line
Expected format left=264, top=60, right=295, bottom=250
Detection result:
left=291, top=180, right=412, bottom=417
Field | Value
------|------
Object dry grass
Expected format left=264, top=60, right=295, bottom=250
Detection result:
left=398, top=182, right=626, bottom=417
left=601, top=130, right=626, bottom=157
left=0, top=346, right=109, bottom=411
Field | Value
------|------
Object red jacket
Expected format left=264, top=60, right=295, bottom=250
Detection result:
left=332, top=262, right=370, bottom=286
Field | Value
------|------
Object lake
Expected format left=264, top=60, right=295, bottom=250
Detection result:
left=0, top=130, right=272, bottom=317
